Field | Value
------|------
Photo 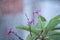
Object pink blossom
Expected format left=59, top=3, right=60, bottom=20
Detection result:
left=33, top=10, right=40, bottom=14
left=28, top=19, right=34, bottom=24
left=7, top=27, right=12, bottom=35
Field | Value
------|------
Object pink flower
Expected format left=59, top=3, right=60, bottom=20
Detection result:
left=28, top=19, right=34, bottom=24
left=7, top=27, right=12, bottom=35
left=33, top=10, right=40, bottom=14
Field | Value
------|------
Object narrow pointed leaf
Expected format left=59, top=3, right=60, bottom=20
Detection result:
left=43, top=15, right=60, bottom=35
left=47, top=31, right=60, bottom=36
left=47, top=20, right=60, bottom=30
left=52, top=27, right=60, bottom=31
left=46, top=15, right=60, bottom=30
left=47, top=31, right=60, bottom=40
left=38, top=16, right=43, bottom=30
left=49, top=34, right=60, bottom=40
left=16, top=26, right=40, bottom=35
left=40, top=15, right=46, bottom=22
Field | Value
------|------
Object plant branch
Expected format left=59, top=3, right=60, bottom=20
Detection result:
left=12, top=32, right=23, bottom=40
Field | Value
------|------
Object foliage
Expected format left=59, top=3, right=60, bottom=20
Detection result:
left=16, top=10, right=60, bottom=40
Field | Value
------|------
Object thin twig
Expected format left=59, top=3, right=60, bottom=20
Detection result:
left=28, top=24, right=32, bottom=36
left=25, top=13, right=29, bottom=20
left=12, top=32, right=23, bottom=40
left=25, top=13, right=32, bottom=36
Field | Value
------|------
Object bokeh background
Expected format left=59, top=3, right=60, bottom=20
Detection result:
left=0, top=0, right=60, bottom=40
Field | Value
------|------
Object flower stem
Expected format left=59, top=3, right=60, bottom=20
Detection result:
left=12, top=32, right=23, bottom=40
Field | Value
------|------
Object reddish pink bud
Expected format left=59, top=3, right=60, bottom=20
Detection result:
left=28, top=19, right=34, bottom=24
left=33, top=10, right=40, bottom=14
left=7, top=27, right=12, bottom=35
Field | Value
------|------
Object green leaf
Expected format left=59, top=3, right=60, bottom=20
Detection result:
left=43, top=15, right=60, bottom=35
left=38, top=15, right=46, bottom=30
left=47, top=15, right=60, bottom=29
left=16, top=26, right=40, bottom=35
left=44, top=20, right=60, bottom=36
left=38, top=16, right=43, bottom=30
left=40, top=15, right=46, bottom=22
left=46, top=31, right=60, bottom=40
left=47, top=20, right=60, bottom=30
left=47, top=35, right=60, bottom=40
left=51, top=27, right=60, bottom=31
left=47, top=31, right=60, bottom=36
left=49, top=34, right=60, bottom=40
left=26, top=33, right=36, bottom=40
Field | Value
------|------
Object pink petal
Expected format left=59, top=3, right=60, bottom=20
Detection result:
left=7, top=27, right=12, bottom=35
left=33, top=10, right=40, bottom=14
left=28, top=19, right=34, bottom=24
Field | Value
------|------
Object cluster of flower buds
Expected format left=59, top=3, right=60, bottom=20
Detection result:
left=28, top=19, right=34, bottom=24
left=28, top=9, right=40, bottom=24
